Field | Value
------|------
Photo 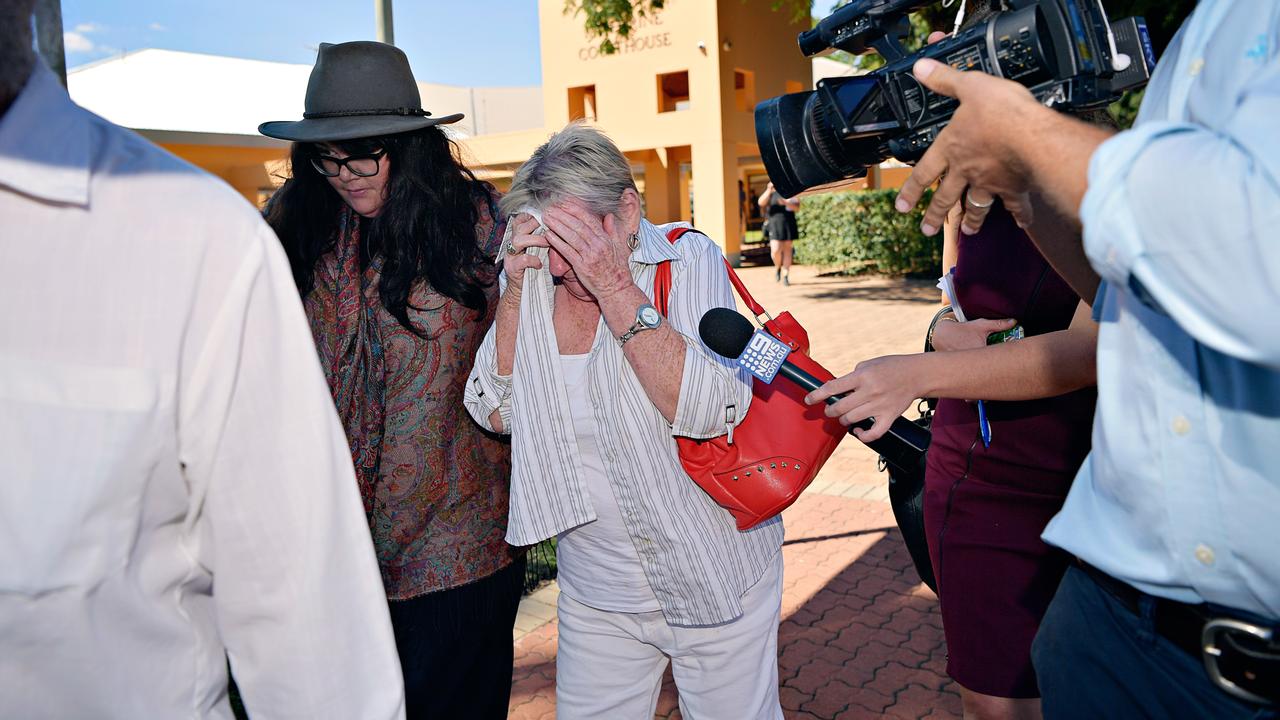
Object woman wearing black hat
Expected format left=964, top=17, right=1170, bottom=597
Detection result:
left=260, top=41, right=522, bottom=719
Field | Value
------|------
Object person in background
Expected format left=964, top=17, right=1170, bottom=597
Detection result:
left=260, top=41, right=522, bottom=720
left=892, top=1, right=1280, bottom=716
left=0, top=6, right=403, bottom=718
left=757, top=180, right=800, bottom=285
left=465, top=124, right=783, bottom=720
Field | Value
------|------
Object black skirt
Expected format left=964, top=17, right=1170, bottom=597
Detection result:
left=764, top=209, right=798, bottom=241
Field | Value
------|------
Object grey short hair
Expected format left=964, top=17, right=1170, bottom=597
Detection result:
left=499, top=123, right=638, bottom=218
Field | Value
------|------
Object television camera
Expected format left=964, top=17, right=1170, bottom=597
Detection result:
left=755, top=0, right=1156, bottom=197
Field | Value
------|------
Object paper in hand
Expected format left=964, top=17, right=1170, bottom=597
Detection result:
left=517, top=206, right=548, bottom=235
left=937, top=268, right=968, bottom=322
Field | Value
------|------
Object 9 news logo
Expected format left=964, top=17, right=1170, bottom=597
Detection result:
left=736, top=330, right=792, bottom=384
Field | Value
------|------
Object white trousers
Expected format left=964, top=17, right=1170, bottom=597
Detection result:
left=555, top=553, right=784, bottom=720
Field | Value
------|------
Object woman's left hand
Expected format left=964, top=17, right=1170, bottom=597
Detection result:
left=932, top=316, right=1015, bottom=352
left=805, top=354, right=925, bottom=442
left=542, top=200, right=635, bottom=298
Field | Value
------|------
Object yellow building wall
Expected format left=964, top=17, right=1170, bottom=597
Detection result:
left=714, top=1, right=811, bottom=257
left=160, top=143, right=287, bottom=205
left=463, top=0, right=813, bottom=262
left=160, top=2, right=825, bottom=249
left=876, top=166, right=914, bottom=190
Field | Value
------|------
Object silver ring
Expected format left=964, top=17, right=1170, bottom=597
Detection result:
left=965, top=192, right=994, bottom=209
left=505, top=239, right=521, bottom=255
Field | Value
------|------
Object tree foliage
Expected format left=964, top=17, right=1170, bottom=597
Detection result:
left=566, top=0, right=666, bottom=55
left=796, top=189, right=941, bottom=276
left=567, top=0, right=1191, bottom=127
left=568, top=0, right=1194, bottom=59
left=1117, top=0, right=1198, bottom=56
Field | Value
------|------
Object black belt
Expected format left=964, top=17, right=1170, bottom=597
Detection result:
left=1078, top=560, right=1280, bottom=707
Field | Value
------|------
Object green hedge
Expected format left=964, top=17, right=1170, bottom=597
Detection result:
left=795, top=188, right=941, bottom=277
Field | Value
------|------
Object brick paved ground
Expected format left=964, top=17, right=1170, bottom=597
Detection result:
left=509, top=264, right=960, bottom=719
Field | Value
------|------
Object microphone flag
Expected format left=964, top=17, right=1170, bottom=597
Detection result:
left=737, top=329, right=793, bottom=384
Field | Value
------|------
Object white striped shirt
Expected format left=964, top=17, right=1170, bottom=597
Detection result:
left=464, top=219, right=783, bottom=626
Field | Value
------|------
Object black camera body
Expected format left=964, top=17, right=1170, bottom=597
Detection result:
left=756, top=0, right=1157, bottom=197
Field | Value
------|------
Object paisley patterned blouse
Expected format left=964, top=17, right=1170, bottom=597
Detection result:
left=303, top=187, right=520, bottom=600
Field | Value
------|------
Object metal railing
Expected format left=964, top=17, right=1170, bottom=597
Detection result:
left=522, top=538, right=558, bottom=594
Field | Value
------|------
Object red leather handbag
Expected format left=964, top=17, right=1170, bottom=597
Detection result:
left=655, top=227, right=847, bottom=530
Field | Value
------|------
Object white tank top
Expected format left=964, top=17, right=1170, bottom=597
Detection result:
left=554, top=352, right=661, bottom=613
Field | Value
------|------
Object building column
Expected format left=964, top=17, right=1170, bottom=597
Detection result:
left=691, top=141, right=742, bottom=265
left=642, top=149, right=680, bottom=224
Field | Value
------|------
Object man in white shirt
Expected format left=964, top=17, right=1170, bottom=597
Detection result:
left=0, top=5, right=404, bottom=718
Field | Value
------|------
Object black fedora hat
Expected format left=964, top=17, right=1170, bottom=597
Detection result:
left=259, top=41, right=463, bottom=143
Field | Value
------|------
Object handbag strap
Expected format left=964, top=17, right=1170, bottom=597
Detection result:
left=654, top=226, right=769, bottom=318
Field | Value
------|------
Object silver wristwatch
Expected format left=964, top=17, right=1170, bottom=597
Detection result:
left=617, top=303, right=662, bottom=347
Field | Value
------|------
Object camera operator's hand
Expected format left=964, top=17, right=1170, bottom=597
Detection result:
left=895, top=58, right=1112, bottom=236
left=921, top=33, right=1005, bottom=234
left=805, top=355, right=925, bottom=442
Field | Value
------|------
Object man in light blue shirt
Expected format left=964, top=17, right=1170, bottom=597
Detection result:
left=893, top=1, right=1279, bottom=716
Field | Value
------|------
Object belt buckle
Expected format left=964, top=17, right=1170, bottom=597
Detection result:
left=1202, top=618, right=1275, bottom=706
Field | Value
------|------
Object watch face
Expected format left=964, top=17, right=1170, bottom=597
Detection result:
left=639, top=305, right=662, bottom=328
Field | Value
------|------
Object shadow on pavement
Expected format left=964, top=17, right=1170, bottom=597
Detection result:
left=800, top=282, right=939, bottom=305
left=510, top=533, right=961, bottom=720
left=654, top=532, right=960, bottom=720
left=777, top=532, right=960, bottom=720
left=783, top=527, right=898, bottom=547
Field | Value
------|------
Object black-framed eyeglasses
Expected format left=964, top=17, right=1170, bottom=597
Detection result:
left=310, top=148, right=387, bottom=178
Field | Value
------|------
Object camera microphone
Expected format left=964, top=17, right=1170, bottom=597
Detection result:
left=699, top=307, right=930, bottom=474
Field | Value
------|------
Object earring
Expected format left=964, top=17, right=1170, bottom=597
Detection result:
left=628, top=232, right=640, bottom=250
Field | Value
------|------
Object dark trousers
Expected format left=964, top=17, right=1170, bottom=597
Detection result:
left=1032, top=565, right=1278, bottom=720
left=388, top=556, right=526, bottom=720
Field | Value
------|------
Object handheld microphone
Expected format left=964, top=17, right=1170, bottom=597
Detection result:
left=699, top=307, right=930, bottom=474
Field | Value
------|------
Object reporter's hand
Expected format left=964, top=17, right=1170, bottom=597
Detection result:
left=804, top=354, right=926, bottom=442
left=931, top=317, right=1016, bottom=352
left=500, top=213, right=548, bottom=306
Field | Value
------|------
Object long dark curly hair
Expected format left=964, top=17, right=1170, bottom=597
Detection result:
left=266, top=126, right=497, bottom=334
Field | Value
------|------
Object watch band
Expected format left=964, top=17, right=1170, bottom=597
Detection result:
left=618, top=303, right=662, bottom=347
left=617, top=321, right=646, bottom=347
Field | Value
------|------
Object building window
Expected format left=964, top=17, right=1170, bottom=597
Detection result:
left=785, top=80, right=806, bottom=94
left=568, top=84, right=597, bottom=122
left=734, top=70, right=756, bottom=112
left=657, top=71, right=691, bottom=113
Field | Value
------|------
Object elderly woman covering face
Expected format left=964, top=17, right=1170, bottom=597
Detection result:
left=465, top=124, right=784, bottom=719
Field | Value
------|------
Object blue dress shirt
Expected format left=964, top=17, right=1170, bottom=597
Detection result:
left=1042, top=0, right=1280, bottom=619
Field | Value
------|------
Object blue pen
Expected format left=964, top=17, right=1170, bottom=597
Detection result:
left=977, top=399, right=992, bottom=448
left=938, top=267, right=993, bottom=448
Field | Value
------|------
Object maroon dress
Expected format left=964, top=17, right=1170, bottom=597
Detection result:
left=924, top=205, right=1096, bottom=698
